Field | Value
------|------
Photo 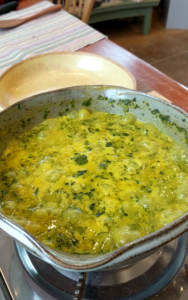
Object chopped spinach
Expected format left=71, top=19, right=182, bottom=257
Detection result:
left=43, top=110, right=50, bottom=120
left=97, top=95, right=108, bottom=101
left=99, top=163, right=107, bottom=169
left=34, top=187, right=39, bottom=196
left=73, top=192, right=83, bottom=200
left=151, top=109, right=160, bottom=115
left=105, top=142, right=112, bottom=147
left=74, top=155, right=88, bottom=165
left=56, top=234, right=72, bottom=248
left=123, top=212, right=128, bottom=216
left=141, top=186, right=152, bottom=193
left=88, top=203, right=95, bottom=210
left=121, top=100, right=132, bottom=106
left=95, top=211, right=105, bottom=217
left=82, top=98, right=92, bottom=106
left=73, top=170, right=87, bottom=177
left=159, top=114, right=171, bottom=124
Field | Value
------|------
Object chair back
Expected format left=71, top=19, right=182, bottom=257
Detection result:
left=53, top=0, right=95, bottom=23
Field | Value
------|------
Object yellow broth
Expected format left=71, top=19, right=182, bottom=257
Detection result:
left=0, top=109, right=188, bottom=254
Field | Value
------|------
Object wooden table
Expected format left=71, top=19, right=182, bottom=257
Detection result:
left=81, top=39, right=188, bottom=113
left=17, top=1, right=188, bottom=113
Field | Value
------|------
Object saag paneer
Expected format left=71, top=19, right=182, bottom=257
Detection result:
left=0, top=109, right=188, bottom=254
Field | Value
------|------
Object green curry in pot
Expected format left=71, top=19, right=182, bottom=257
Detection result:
left=0, top=109, right=188, bottom=254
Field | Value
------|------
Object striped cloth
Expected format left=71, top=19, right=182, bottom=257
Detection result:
left=0, top=1, right=106, bottom=76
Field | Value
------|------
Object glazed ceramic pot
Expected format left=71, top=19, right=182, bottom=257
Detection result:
left=0, top=85, right=188, bottom=272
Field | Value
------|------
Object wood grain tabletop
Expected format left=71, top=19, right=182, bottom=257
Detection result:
left=17, top=1, right=188, bottom=112
left=81, top=39, right=188, bottom=112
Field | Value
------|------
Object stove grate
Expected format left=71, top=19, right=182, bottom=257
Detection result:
left=14, top=233, right=188, bottom=300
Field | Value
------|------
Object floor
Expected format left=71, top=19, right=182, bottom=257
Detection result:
left=92, top=5, right=188, bottom=88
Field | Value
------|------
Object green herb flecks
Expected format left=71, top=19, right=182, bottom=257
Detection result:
left=34, top=187, right=39, bottom=196
left=82, top=99, right=92, bottom=106
left=73, top=170, right=87, bottom=177
left=95, top=211, right=105, bottom=217
left=151, top=109, right=160, bottom=115
left=97, top=95, right=108, bottom=101
left=74, top=155, right=88, bottom=165
left=70, top=100, right=75, bottom=109
left=119, top=98, right=136, bottom=106
left=141, top=186, right=152, bottom=193
left=88, top=203, right=95, bottom=210
left=73, top=192, right=83, bottom=200
left=59, top=111, right=64, bottom=117
left=159, top=114, right=171, bottom=124
left=43, top=110, right=50, bottom=120
left=20, top=119, right=26, bottom=129
left=105, top=142, right=113, bottom=147
left=99, top=163, right=107, bottom=169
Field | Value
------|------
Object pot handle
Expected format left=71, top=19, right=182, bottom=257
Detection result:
left=0, top=216, right=46, bottom=260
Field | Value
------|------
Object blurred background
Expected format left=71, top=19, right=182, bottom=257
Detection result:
left=91, top=0, right=188, bottom=88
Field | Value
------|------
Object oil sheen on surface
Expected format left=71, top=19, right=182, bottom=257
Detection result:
left=0, top=109, right=188, bottom=254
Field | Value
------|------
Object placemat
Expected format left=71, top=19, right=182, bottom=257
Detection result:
left=0, top=1, right=106, bottom=76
